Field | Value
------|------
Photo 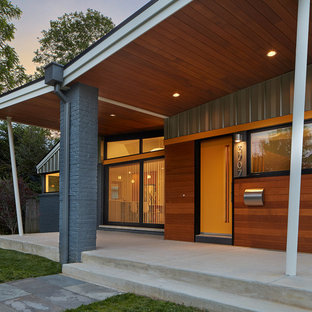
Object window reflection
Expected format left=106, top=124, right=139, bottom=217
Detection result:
left=251, top=124, right=312, bottom=173
left=142, top=137, right=164, bottom=153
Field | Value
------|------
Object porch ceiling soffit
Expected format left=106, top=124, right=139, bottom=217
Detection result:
left=75, top=0, right=310, bottom=116
left=0, top=0, right=188, bottom=132
left=0, top=0, right=309, bottom=130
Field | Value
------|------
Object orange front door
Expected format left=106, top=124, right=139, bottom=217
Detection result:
left=201, top=136, right=232, bottom=235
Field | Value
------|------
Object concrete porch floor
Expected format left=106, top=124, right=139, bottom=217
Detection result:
left=1, top=231, right=312, bottom=292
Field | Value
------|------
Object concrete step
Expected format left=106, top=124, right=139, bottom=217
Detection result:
left=80, top=252, right=312, bottom=310
left=62, top=261, right=311, bottom=312
left=0, top=234, right=59, bottom=262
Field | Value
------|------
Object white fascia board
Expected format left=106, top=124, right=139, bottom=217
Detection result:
left=63, top=0, right=193, bottom=85
left=0, top=80, right=54, bottom=110
left=36, top=142, right=60, bottom=172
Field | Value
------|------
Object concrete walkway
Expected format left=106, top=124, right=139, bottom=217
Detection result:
left=0, top=274, right=120, bottom=312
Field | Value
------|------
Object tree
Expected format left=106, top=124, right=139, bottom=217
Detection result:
left=0, top=0, right=29, bottom=94
left=0, top=178, right=34, bottom=234
left=33, top=9, right=115, bottom=76
left=0, top=121, right=58, bottom=193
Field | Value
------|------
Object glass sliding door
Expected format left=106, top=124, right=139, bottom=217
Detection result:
left=143, top=159, right=165, bottom=224
left=108, top=163, right=140, bottom=223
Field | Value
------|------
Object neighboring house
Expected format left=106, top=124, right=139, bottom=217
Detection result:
left=0, top=0, right=311, bottom=274
left=36, top=143, right=60, bottom=232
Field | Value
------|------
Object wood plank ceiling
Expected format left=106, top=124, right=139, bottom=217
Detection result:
left=77, top=0, right=304, bottom=117
left=0, top=96, right=163, bottom=136
left=1, top=0, right=306, bottom=136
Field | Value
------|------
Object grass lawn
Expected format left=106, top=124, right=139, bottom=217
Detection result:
left=65, top=293, right=205, bottom=312
left=0, top=248, right=61, bottom=283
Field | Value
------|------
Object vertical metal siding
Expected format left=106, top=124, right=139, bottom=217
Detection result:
left=37, top=147, right=60, bottom=174
left=165, top=66, right=312, bottom=139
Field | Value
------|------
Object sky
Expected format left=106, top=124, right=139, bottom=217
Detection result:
left=11, top=0, right=150, bottom=74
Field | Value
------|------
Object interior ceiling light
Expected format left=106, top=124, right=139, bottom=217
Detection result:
left=267, top=50, right=277, bottom=57
left=172, top=92, right=180, bottom=98
left=110, top=113, right=116, bottom=117
left=150, top=147, right=163, bottom=152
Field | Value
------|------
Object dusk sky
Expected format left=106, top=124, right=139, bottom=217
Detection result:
left=11, top=0, right=150, bottom=74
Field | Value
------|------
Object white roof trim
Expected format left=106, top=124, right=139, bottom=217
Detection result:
left=0, top=80, right=54, bottom=109
left=98, top=96, right=168, bottom=119
left=36, top=142, right=60, bottom=172
left=0, top=0, right=192, bottom=110
left=63, top=0, right=193, bottom=85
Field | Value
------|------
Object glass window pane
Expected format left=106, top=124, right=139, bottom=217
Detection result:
left=143, top=159, right=165, bottom=224
left=108, top=163, right=140, bottom=223
left=251, top=123, right=312, bottom=173
left=142, top=137, right=164, bottom=153
left=45, top=173, right=59, bottom=192
left=107, top=140, right=140, bottom=159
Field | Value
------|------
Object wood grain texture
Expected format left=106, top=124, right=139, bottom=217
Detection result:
left=165, top=141, right=195, bottom=242
left=234, top=175, right=312, bottom=252
left=0, top=93, right=164, bottom=136
left=1, top=0, right=307, bottom=134
left=77, top=0, right=306, bottom=116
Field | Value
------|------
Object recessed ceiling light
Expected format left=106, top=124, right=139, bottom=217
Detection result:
left=110, top=113, right=116, bottom=117
left=172, top=92, right=180, bottom=98
left=267, top=50, right=277, bottom=57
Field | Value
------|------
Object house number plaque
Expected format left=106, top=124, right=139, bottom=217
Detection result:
left=234, top=142, right=247, bottom=177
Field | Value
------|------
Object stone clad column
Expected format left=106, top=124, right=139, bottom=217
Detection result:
left=59, top=82, right=98, bottom=263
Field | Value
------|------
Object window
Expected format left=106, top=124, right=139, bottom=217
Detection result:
left=107, top=139, right=140, bottom=159
left=45, top=173, right=59, bottom=192
left=142, top=137, right=164, bottom=153
left=143, top=159, right=165, bottom=224
left=250, top=123, right=312, bottom=173
left=106, top=136, right=164, bottom=160
left=108, top=163, right=140, bottom=223
left=106, top=158, right=165, bottom=226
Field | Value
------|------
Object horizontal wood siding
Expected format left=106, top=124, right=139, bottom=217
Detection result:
left=234, top=175, right=312, bottom=252
left=165, top=141, right=195, bottom=242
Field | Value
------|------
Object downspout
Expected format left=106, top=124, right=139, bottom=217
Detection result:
left=54, top=84, right=70, bottom=264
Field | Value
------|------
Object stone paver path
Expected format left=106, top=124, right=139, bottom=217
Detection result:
left=0, top=274, right=120, bottom=311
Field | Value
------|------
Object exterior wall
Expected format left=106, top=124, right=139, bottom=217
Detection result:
left=234, top=175, right=312, bottom=253
left=165, top=66, right=312, bottom=139
left=39, top=193, right=59, bottom=233
left=165, top=141, right=195, bottom=242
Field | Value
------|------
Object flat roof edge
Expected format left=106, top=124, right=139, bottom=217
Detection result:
left=0, top=80, right=54, bottom=109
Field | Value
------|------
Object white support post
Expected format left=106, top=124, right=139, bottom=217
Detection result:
left=286, top=0, right=310, bottom=276
left=6, top=117, right=23, bottom=236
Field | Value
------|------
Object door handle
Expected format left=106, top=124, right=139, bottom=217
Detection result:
left=225, top=144, right=230, bottom=223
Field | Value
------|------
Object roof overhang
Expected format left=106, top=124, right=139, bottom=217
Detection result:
left=0, top=0, right=308, bottom=136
